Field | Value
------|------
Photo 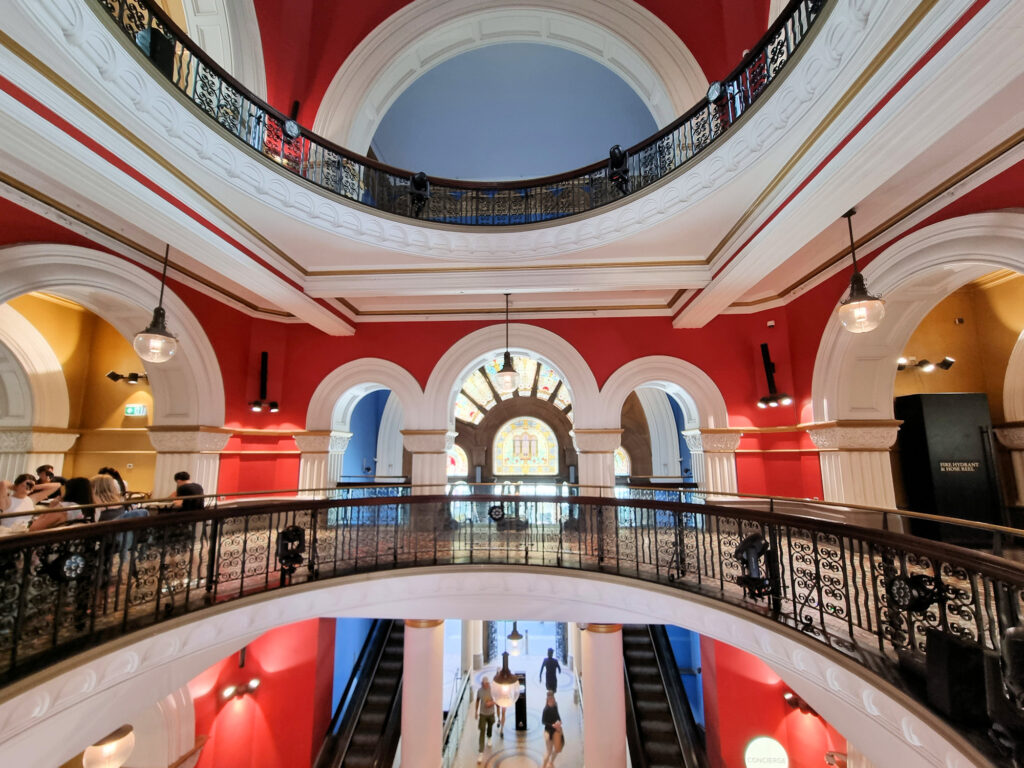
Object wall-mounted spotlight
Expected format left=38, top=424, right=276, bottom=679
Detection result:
left=756, top=343, right=793, bottom=409
left=896, top=356, right=954, bottom=372
left=782, top=689, right=817, bottom=715
left=221, top=678, right=261, bottom=699
left=249, top=351, right=280, bottom=414
left=106, top=371, right=148, bottom=384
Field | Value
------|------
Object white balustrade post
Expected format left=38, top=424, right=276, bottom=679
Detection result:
left=580, top=624, right=626, bottom=768
left=808, top=421, right=900, bottom=522
left=148, top=428, right=230, bottom=499
left=401, top=619, right=445, bottom=768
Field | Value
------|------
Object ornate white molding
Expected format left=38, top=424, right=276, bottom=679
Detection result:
left=683, top=429, right=742, bottom=452
left=315, top=0, right=706, bottom=151
left=808, top=423, right=900, bottom=451
left=570, top=428, right=623, bottom=454
left=14, top=0, right=884, bottom=264
left=0, top=305, right=69, bottom=428
left=291, top=431, right=332, bottom=453
left=0, top=429, right=78, bottom=453
left=0, top=569, right=987, bottom=768
left=996, top=427, right=1024, bottom=451
left=401, top=430, right=457, bottom=454
left=146, top=429, right=231, bottom=453
left=180, top=0, right=267, bottom=99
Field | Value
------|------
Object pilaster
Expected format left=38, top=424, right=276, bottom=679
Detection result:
left=0, top=429, right=78, bottom=481
left=570, top=429, right=622, bottom=495
left=147, top=427, right=231, bottom=499
left=293, top=431, right=335, bottom=496
left=996, top=425, right=1024, bottom=506
left=401, top=430, right=455, bottom=493
left=808, top=421, right=900, bottom=517
left=682, top=429, right=741, bottom=495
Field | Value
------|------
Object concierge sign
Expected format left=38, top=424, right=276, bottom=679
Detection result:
left=744, top=736, right=789, bottom=767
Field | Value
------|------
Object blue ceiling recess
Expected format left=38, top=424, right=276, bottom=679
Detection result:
left=370, top=43, right=658, bottom=181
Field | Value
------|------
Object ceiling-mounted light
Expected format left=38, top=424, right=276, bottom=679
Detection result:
left=496, top=294, right=519, bottom=395
left=837, top=209, right=885, bottom=334
left=490, top=651, right=521, bottom=709
left=506, top=621, right=524, bottom=656
left=937, top=356, right=955, bottom=370
left=82, top=725, right=135, bottom=768
left=756, top=343, right=793, bottom=409
left=917, top=359, right=936, bottom=373
left=133, top=244, right=179, bottom=363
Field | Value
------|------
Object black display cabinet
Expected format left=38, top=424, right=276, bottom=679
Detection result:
left=514, top=672, right=528, bottom=731
left=894, top=393, right=1003, bottom=545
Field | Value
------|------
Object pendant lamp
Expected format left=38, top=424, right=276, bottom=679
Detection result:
left=490, top=651, right=521, bottom=708
left=82, top=725, right=135, bottom=768
left=506, top=621, right=524, bottom=656
left=495, top=293, right=519, bottom=394
left=837, top=209, right=885, bottom=334
left=133, top=244, right=179, bottom=362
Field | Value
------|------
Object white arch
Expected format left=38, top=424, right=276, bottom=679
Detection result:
left=179, top=0, right=267, bottom=99
left=636, top=387, right=681, bottom=478
left=812, top=212, right=1024, bottom=423
left=375, top=393, right=405, bottom=479
left=0, top=569, right=984, bottom=768
left=420, top=324, right=601, bottom=431
left=0, top=305, right=68, bottom=428
left=305, top=358, right=424, bottom=432
left=1004, top=328, right=1024, bottom=422
left=599, top=355, right=730, bottom=429
left=313, top=0, right=707, bottom=153
left=0, top=244, right=225, bottom=427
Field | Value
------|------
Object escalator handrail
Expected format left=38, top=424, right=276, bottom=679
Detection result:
left=315, top=619, right=394, bottom=768
left=370, top=678, right=403, bottom=768
left=622, top=656, right=650, bottom=768
left=648, top=626, right=710, bottom=768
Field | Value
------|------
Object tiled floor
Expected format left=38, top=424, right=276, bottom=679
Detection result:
left=454, top=652, right=582, bottom=768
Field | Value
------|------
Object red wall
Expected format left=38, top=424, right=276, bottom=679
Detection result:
left=701, top=638, right=844, bottom=768
left=189, top=619, right=336, bottom=768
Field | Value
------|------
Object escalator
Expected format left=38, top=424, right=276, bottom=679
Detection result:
left=623, top=624, right=708, bottom=768
left=315, top=620, right=404, bottom=768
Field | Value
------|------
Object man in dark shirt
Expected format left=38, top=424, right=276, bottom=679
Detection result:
left=539, top=648, right=562, bottom=693
left=172, top=471, right=205, bottom=511
left=35, top=464, right=66, bottom=501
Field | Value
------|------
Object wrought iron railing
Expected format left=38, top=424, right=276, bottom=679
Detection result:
left=91, top=0, right=826, bottom=226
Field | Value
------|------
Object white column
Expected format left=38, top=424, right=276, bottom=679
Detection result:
left=293, top=431, right=335, bottom=496
left=580, top=624, right=626, bottom=768
left=808, top=421, right=900, bottom=519
left=328, top=431, right=353, bottom=485
left=123, top=685, right=197, bottom=768
left=148, top=428, right=230, bottom=499
left=846, top=743, right=877, bottom=767
left=571, top=429, right=622, bottom=496
left=461, top=620, right=476, bottom=675
left=401, top=430, right=455, bottom=493
left=0, top=429, right=78, bottom=481
left=568, top=622, right=582, bottom=673
left=401, top=619, right=445, bottom=768
left=469, top=619, right=484, bottom=669
left=996, top=426, right=1024, bottom=506
left=683, top=430, right=741, bottom=496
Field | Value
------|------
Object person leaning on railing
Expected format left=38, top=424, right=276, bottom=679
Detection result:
left=29, top=476, right=95, bottom=531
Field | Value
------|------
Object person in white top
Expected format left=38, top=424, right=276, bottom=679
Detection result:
left=1, top=474, right=40, bottom=532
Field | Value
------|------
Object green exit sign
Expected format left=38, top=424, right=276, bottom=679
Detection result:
left=124, top=404, right=148, bottom=417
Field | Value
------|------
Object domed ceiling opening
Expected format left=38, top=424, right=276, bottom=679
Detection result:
left=370, top=43, right=658, bottom=181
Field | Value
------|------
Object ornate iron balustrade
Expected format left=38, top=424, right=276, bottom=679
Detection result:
left=92, top=0, right=826, bottom=226
left=2, top=492, right=1023, bottom=709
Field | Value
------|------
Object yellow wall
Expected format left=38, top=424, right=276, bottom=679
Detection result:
left=153, top=0, right=188, bottom=31
left=7, top=294, right=156, bottom=492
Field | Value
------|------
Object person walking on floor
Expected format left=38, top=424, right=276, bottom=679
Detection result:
left=539, top=647, right=562, bottom=692
left=474, top=676, right=496, bottom=763
left=541, top=690, right=564, bottom=768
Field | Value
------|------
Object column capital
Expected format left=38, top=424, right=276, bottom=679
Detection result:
left=147, top=426, right=231, bottom=453
left=0, top=428, right=79, bottom=453
left=570, top=428, right=622, bottom=453
left=682, top=428, right=742, bottom=452
left=583, top=623, right=622, bottom=634
left=401, top=430, right=456, bottom=453
left=806, top=420, right=900, bottom=451
left=404, top=619, right=444, bottom=629
left=292, top=431, right=333, bottom=453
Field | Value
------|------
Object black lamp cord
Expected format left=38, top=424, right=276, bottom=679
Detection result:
left=844, top=210, right=859, bottom=273
left=504, top=293, right=510, bottom=352
left=157, top=244, right=170, bottom=309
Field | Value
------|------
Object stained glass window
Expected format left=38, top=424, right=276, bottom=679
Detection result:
left=536, top=364, right=560, bottom=401
left=454, top=393, right=484, bottom=425
left=448, top=444, right=469, bottom=476
left=614, top=446, right=630, bottom=477
left=515, top=357, right=538, bottom=397
left=552, top=383, right=572, bottom=411
left=493, top=417, right=559, bottom=476
left=462, top=370, right=496, bottom=410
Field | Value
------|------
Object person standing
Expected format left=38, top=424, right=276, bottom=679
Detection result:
left=541, top=690, right=564, bottom=768
left=474, top=676, right=496, bottom=764
left=539, top=647, right=562, bottom=692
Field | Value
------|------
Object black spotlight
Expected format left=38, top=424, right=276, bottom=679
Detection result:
left=608, top=145, right=629, bottom=195
left=410, top=172, right=430, bottom=217
left=937, top=356, right=956, bottom=370
left=106, top=371, right=124, bottom=382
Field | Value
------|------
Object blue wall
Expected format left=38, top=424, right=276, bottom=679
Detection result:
left=665, top=625, right=704, bottom=728
left=332, top=617, right=375, bottom=713
left=341, top=390, right=390, bottom=479
left=668, top=398, right=693, bottom=480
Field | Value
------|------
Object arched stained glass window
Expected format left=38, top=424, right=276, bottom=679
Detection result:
left=614, top=446, right=630, bottom=477
left=454, top=353, right=573, bottom=425
left=448, top=444, right=469, bottom=476
left=493, top=417, right=559, bottom=476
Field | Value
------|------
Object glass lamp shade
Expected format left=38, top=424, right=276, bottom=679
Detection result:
left=838, top=272, right=885, bottom=334
left=495, top=351, right=519, bottom=394
left=491, top=652, right=520, bottom=708
left=83, top=725, right=135, bottom=768
left=133, top=307, right=178, bottom=363
left=506, top=621, right=524, bottom=656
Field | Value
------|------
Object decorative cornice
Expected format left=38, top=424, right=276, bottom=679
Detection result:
left=808, top=424, right=900, bottom=452
left=146, top=429, right=232, bottom=453
left=570, top=429, right=623, bottom=453
left=0, top=429, right=79, bottom=453
left=401, top=430, right=457, bottom=454
left=682, top=429, right=742, bottom=453
left=291, top=433, right=333, bottom=453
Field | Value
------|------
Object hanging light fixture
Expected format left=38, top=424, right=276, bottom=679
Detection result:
left=490, top=651, right=521, bottom=709
left=133, top=244, right=179, bottom=363
left=495, top=293, right=520, bottom=395
left=506, top=621, right=524, bottom=656
left=82, top=725, right=135, bottom=768
left=837, top=209, right=885, bottom=334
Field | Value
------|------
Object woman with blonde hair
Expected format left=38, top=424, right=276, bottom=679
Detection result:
left=91, top=474, right=126, bottom=521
